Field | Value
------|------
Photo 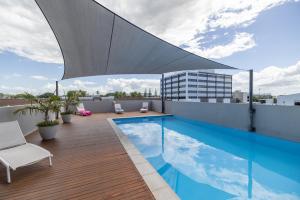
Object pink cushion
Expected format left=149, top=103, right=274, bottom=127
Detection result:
left=79, top=110, right=92, bottom=116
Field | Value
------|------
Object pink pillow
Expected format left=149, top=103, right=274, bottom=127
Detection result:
left=79, top=110, right=92, bottom=116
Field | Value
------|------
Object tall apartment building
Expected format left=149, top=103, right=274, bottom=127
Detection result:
left=161, top=71, right=232, bottom=103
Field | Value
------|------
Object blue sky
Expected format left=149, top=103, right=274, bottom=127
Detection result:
left=0, top=0, right=300, bottom=95
left=219, top=1, right=300, bottom=69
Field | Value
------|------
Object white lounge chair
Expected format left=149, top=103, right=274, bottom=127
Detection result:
left=114, top=103, right=124, bottom=114
left=0, top=121, right=53, bottom=183
left=140, top=102, right=149, bottom=113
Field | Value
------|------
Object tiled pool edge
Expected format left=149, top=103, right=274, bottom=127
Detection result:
left=107, top=117, right=180, bottom=200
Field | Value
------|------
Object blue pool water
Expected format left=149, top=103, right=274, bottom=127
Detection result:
left=114, top=115, right=300, bottom=200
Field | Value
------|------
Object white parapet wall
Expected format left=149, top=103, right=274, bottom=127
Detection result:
left=0, top=105, right=46, bottom=136
left=1, top=100, right=299, bottom=142
left=81, top=99, right=153, bottom=113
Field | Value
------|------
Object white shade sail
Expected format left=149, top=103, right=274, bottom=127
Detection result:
left=35, top=0, right=235, bottom=80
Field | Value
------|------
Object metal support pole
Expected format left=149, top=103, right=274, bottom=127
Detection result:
left=177, top=74, right=180, bottom=101
left=161, top=74, right=165, bottom=113
left=55, top=81, right=59, bottom=120
left=170, top=76, right=173, bottom=100
left=249, top=70, right=255, bottom=131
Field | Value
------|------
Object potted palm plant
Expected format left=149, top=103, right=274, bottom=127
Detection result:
left=14, top=93, right=62, bottom=140
left=61, top=92, right=79, bottom=123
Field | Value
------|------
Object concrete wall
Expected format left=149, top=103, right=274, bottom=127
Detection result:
left=152, top=100, right=300, bottom=142
left=82, top=99, right=152, bottom=113
left=163, top=100, right=250, bottom=131
left=82, top=100, right=115, bottom=113
left=152, top=100, right=162, bottom=113
left=254, top=104, right=300, bottom=141
left=0, top=105, right=46, bottom=136
left=1, top=100, right=299, bottom=141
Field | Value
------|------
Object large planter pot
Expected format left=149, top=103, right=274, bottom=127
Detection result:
left=61, top=114, right=72, bottom=123
left=38, top=125, right=58, bottom=140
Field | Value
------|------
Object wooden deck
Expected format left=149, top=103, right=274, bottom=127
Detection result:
left=0, top=112, right=160, bottom=200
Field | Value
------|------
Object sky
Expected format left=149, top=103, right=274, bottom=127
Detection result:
left=0, top=0, right=300, bottom=96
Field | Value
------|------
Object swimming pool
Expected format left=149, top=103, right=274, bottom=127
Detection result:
left=113, top=115, right=300, bottom=200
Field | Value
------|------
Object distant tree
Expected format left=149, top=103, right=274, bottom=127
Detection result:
left=148, top=88, right=152, bottom=97
left=0, top=93, right=4, bottom=98
left=67, top=90, right=87, bottom=97
left=130, top=91, right=142, bottom=98
left=104, top=92, right=115, bottom=97
left=13, top=93, right=26, bottom=99
left=253, top=94, right=273, bottom=102
left=13, top=93, right=36, bottom=104
left=114, top=91, right=127, bottom=99
left=96, top=90, right=100, bottom=95
left=154, top=89, right=158, bottom=97
left=38, top=92, right=54, bottom=98
left=143, top=89, right=147, bottom=97
left=78, top=90, right=87, bottom=97
left=67, top=91, right=77, bottom=97
left=252, top=96, right=259, bottom=102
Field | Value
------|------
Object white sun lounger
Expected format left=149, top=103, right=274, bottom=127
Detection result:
left=76, top=102, right=85, bottom=114
left=140, top=102, right=149, bottom=113
left=0, top=121, right=53, bottom=183
left=114, top=103, right=124, bottom=114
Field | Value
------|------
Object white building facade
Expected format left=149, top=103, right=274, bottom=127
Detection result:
left=161, top=71, right=232, bottom=103
left=277, top=93, right=300, bottom=106
left=232, top=90, right=249, bottom=103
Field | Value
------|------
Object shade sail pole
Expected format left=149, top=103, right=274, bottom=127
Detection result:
left=249, top=70, right=255, bottom=131
left=161, top=74, right=165, bottom=113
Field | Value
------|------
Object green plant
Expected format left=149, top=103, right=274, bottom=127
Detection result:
left=38, top=92, right=54, bottom=98
left=62, top=91, right=80, bottom=114
left=14, top=93, right=62, bottom=127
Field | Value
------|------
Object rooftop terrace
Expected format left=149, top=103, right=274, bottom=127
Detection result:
left=0, top=112, right=160, bottom=200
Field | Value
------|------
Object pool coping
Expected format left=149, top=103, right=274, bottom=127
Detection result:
left=107, top=115, right=180, bottom=200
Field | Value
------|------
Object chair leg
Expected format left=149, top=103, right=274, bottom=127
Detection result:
left=49, top=156, right=52, bottom=166
left=6, top=166, right=11, bottom=184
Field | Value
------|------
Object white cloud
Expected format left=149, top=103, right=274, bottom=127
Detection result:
left=3, top=59, right=300, bottom=97
left=206, top=0, right=290, bottom=30
left=233, top=60, right=300, bottom=95
left=0, top=84, right=37, bottom=94
left=186, top=32, right=256, bottom=59
left=31, top=75, right=48, bottom=80
left=97, top=0, right=292, bottom=58
left=102, top=78, right=160, bottom=94
left=0, top=0, right=294, bottom=64
left=97, top=0, right=291, bottom=45
left=1, top=73, right=22, bottom=79
left=42, top=78, right=160, bottom=96
left=73, top=80, right=96, bottom=86
left=0, top=0, right=62, bottom=63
